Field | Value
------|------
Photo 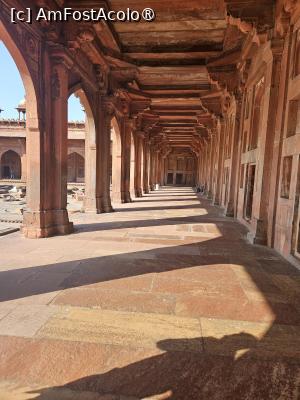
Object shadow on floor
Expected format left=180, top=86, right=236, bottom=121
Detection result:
left=113, top=204, right=204, bottom=213
left=1, top=193, right=300, bottom=399
left=128, top=197, right=198, bottom=203
left=28, top=333, right=300, bottom=399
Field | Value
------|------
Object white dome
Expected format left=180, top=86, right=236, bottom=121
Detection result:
left=18, top=98, right=26, bottom=108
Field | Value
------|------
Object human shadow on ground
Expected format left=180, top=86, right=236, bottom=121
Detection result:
left=1, top=196, right=300, bottom=398
left=28, top=333, right=300, bottom=399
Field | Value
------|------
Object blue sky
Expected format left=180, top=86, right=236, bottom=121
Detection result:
left=0, top=41, right=85, bottom=121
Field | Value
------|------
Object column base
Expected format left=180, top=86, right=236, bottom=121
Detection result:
left=247, top=219, right=267, bottom=246
left=101, top=197, right=114, bottom=213
left=111, top=192, right=123, bottom=204
left=130, top=190, right=136, bottom=200
left=207, top=192, right=213, bottom=200
left=21, top=209, right=73, bottom=239
left=83, top=197, right=102, bottom=214
left=225, top=201, right=235, bottom=217
left=143, top=186, right=150, bottom=194
left=225, top=208, right=234, bottom=218
left=122, top=191, right=132, bottom=203
left=84, top=208, right=102, bottom=214
left=135, top=188, right=143, bottom=198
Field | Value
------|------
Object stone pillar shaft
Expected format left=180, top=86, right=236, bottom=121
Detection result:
left=22, top=58, right=73, bottom=238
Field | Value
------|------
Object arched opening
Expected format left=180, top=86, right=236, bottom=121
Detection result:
left=0, top=22, right=38, bottom=131
left=0, top=20, right=39, bottom=233
left=0, top=42, right=25, bottom=120
left=0, top=150, right=21, bottom=179
left=68, top=87, right=97, bottom=212
left=111, top=117, right=122, bottom=203
left=67, top=92, right=86, bottom=185
left=130, top=132, right=135, bottom=198
left=67, top=152, right=85, bottom=183
left=68, top=93, right=86, bottom=122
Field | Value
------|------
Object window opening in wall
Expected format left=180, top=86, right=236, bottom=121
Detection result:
left=286, top=100, right=299, bottom=137
left=281, top=156, right=293, bottom=199
left=167, top=173, right=173, bottom=185
left=291, top=157, right=300, bottom=259
left=242, top=131, right=248, bottom=153
left=293, top=30, right=300, bottom=77
left=67, top=152, right=85, bottom=183
left=175, top=173, right=183, bottom=185
left=224, top=167, right=229, bottom=205
left=240, top=164, right=245, bottom=189
left=244, top=164, right=256, bottom=220
left=249, top=78, right=264, bottom=150
left=245, top=93, right=250, bottom=120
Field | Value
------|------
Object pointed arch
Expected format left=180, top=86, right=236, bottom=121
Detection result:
left=0, top=150, right=21, bottom=179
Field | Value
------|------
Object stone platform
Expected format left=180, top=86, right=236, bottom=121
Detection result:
left=0, top=187, right=299, bottom=399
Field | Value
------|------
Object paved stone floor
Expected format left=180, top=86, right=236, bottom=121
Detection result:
left=0, top=187, right=300, bottom=399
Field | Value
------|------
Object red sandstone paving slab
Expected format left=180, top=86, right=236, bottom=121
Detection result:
left=0, top=305, right=60, bottom=337
left=151, top=276, right=207, bottom=295
left=176, top=292, right=300, bottom=325
left=0, top=268, right=72, bottom=304
left=269, top=274, right=300, bottom=309
left=241, top=285, right=290, bottom=304
left=156, top=263, right=239, bottom=283
left=127, top=233, right=184, bottom=240
left=257, top=259, right=300, bottom=276
left=128, top=237, right=202, bottom=245
left=0, top=335, right=163, bottom=388
left=201, top=317, right=300, bottom=360
left=36, top=308, right=202, bottom=352
left=0, top=383, right=138, bottom=400
left=0, top=306, right=16, bottom=321
left=1, top=335, right=299, bottom=399
left=154, top=245, right=200, bottom=255
left=175, top=223, right=221, bottom=233
left=176, top=293, right=264, bottom=323
left=66, top=275, right=154, bottom=292
left=63, top=257, right=155, bottom=291
left=152, top=272, right=247, bottom=298
left=0, top=291, right=62, bottom=308
left=232, top=266, right=288, bottom=295
left=52, top=287, right=176, bottom=315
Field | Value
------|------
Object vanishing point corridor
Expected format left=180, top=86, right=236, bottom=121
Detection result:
left=0, top=187, right=299, bottom=399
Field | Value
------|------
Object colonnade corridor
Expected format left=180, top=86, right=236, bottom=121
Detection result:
left=0, top=186, right=299, bottom=399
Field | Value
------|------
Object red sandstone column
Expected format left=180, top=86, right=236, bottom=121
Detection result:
left=149, top=146, right=155, bottom=191
left=111, top=123, right=122, bottom=204
left=143, top=137, right=150, bottom=194
left=121, top=117, right=133, bottom=203
left=214, top=119, right=225, bottom=205
left=251, top=44, right=284, bottom=245
left=207, top=135, right=215, bottom=199
left=159, top=154, right=165, bottom=186
left=134, top=131, right=144, bottom=197
left=20, top=142, right=26, bottom=182
left=226, top=96, right=243, bottom=217
left=22, top=54, right=73, bottom=238
left=84, top=102, right=101, bottom=213
left=129, top=128, right=136, bottom=200
left=153, top=150, right=159, bottom=189
left=99, top=98, right=114, bottom=212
